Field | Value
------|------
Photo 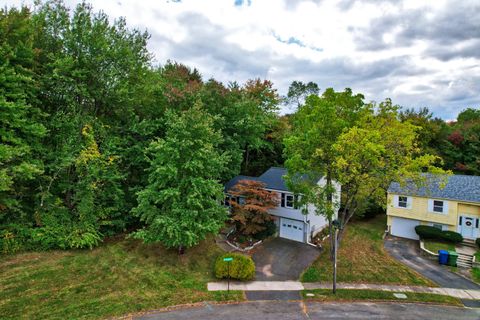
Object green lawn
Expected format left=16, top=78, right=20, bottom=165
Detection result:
left=472, top=252, right=480, bottom=283
left=302, top=215, right=434, bottom=286
left=0, top=236, right=243, bottom=320
left=302, top=289, right=462, bottom=306
left=423, top=240, right=456, bottom=253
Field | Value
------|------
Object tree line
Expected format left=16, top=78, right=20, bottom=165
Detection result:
left=1, top=1, right=478, bottom=253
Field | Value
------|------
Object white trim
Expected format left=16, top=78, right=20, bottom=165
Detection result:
left=393, top=195, right=412, bottom=209
left=428, top=199, right=448, bottom=215
left=285, top=194, right=294, bottom=209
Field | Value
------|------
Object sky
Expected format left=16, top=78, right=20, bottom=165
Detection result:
left=7, top=0, right=480, bottom=119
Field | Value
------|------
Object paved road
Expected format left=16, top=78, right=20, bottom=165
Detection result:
left=135, top=301, right=480, bottom=320
left=384, top=237, right=480, bottom=290
left=251, top=238, right=320, bottom=281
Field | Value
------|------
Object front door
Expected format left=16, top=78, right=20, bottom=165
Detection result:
left=459, top=216, right=476, bottom=239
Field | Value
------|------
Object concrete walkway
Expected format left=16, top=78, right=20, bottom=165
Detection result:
left=207, top=281, right=480, bottom=300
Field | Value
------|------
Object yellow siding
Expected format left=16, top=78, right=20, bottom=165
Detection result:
left=458, top=203, right=480, bottom=217
left=387, top=193, right=457, bottom=226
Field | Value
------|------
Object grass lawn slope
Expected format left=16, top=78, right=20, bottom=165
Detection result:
left=0, top=237, right=242, bottom=320
left=302, top=215, right=434, bottom=286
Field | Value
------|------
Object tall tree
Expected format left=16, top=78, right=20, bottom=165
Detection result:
left=284, top=88, right=367, bottom=242
left=442, top=108, right=480, bottom=175
left=286, top=80, right=320, bottom=109
left=0, top=6, right=46, bottom=223
left=132, top=103, right=229, bottom=253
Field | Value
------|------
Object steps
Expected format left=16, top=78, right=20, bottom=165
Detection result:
left=456, top=253, right=473, bottom=268
left=461, top=239, right=477, bottom=248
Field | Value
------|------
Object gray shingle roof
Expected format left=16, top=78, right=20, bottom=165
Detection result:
left=388, top=174, right=480, bottom=203
left=225, top=167, right=312, bottom=192
left=224, top=175, right=259, bottom=192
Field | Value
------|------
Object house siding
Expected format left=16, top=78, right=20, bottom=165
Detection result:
left=387, top=193, right=480, bottom=233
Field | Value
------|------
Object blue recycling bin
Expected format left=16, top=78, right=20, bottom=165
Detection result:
left=438, top=250, right=449, bottom=265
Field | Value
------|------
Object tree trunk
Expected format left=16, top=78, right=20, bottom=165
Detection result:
left=178, top=245, right=185, bottom=255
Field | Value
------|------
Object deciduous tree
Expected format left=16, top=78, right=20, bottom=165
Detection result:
left=228, top=180, right=278, bottom=235
left=132, top=103, right=229, bottom=253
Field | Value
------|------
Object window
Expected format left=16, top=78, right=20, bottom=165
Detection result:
left=285, top=194, right=294, bottom=208
left=433, top=200, right=444, bottom=213
left=432, top=223, right=444, bottom=230
left=398, top=196, right=408, bottom=208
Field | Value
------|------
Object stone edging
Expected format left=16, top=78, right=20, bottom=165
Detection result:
left=225, top=227, right=263, bottom=252
left=419, top=239, right=438, bottom=257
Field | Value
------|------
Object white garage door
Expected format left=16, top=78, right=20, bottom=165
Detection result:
left=279, top=218, right=305, bottom=242
left=391, top=217, right=420, bottom=240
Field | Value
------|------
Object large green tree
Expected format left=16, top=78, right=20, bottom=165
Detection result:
left=132, top=104, right=229, bottom=253
left=0, top=7, right=46, bottom=224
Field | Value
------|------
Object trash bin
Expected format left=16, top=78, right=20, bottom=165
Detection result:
left=447, top=251, right=458, bottom=267
left=438, top=250, right=449, bottom=265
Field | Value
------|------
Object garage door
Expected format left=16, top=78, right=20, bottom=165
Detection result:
left=279, top=218, right=305, bottom=242
left=391, top=217, right=420, bottom=240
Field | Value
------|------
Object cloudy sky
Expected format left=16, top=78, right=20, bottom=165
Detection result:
left=9, top=0, right=480, bottom=119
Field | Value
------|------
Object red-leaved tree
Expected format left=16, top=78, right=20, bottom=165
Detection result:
left=228, top=180, right=279, bottom=235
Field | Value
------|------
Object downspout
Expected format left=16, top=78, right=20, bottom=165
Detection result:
left=304, top=204, right=319, bottom=248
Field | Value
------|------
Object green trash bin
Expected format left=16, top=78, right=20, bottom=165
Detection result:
left=447, top=251, right=458, bottom=267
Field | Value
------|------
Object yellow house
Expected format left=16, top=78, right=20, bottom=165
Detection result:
left=386, top=174, right=480, bottom=240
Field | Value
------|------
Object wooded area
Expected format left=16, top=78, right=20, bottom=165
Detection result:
left=1, top=1, right=479, bottom=253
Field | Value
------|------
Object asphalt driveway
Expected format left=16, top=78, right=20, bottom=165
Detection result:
left=384, top=236, right=480, bottom=290
left=251, top=237, right=320, bottom=281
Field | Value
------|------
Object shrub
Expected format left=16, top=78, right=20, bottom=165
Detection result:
left=253, top=220, right=277, bottom=240
left=441, top=231, right=463, bottom=244
left=476, top=238, right=480, bottom=248
left=415, top=225, right=463, bottom=243
left=415, top=225, right=442, bottom=239
left=215, top=253, right=255, bottom=281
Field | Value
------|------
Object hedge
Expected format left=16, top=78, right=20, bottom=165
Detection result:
left=215, top=253, right=255, bottom=281
left=415, top=225, right=463, bottom=243
left=476, top=238, right=480, bottom=248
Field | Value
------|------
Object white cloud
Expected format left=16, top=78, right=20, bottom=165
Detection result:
left=4, top=0, right=480, bottom=119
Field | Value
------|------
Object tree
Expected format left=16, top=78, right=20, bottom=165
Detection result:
left=332, top=100, right=447, bottom=241
left=228, top=180, right=278, bottom=235
left=399, top=107, right=450, bottom=158
left=284, top=88, right=367, bottom=251
left=0, top=6, right=46, bottom=222
left=284, top=90, right=445, bottom=293
left=132, top=103, right=229, bottom=253
left=286, top=80, right=320, bottom=109
left=441, top=108, right=480, bottom=175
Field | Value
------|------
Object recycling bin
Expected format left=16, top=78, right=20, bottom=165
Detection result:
left=438, top=250, right=449, bottom=265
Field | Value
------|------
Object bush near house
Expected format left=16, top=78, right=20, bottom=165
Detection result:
left=215, top=253, right=255, bottom=281
left=415, top=226, right=463, bottom=243
left=475, top=238, right=480, bottom=248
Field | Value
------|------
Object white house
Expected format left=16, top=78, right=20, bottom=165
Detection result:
left=224, top=167, right=341, bottom=243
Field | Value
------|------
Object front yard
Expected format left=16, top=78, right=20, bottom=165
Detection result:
left=301, top=215, right=434, bottom=286
left=0, top=236, right=242, bottom=320
left=423, top=240, right=456, bottom=253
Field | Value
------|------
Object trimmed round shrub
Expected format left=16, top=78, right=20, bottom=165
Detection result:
left=415, top=225, right=463, bottom=243
left=215, top=253, right=255, bottom=281
left=476, top=238, right=480, bottom=248
left=441, top=231, right=463, bottom=243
